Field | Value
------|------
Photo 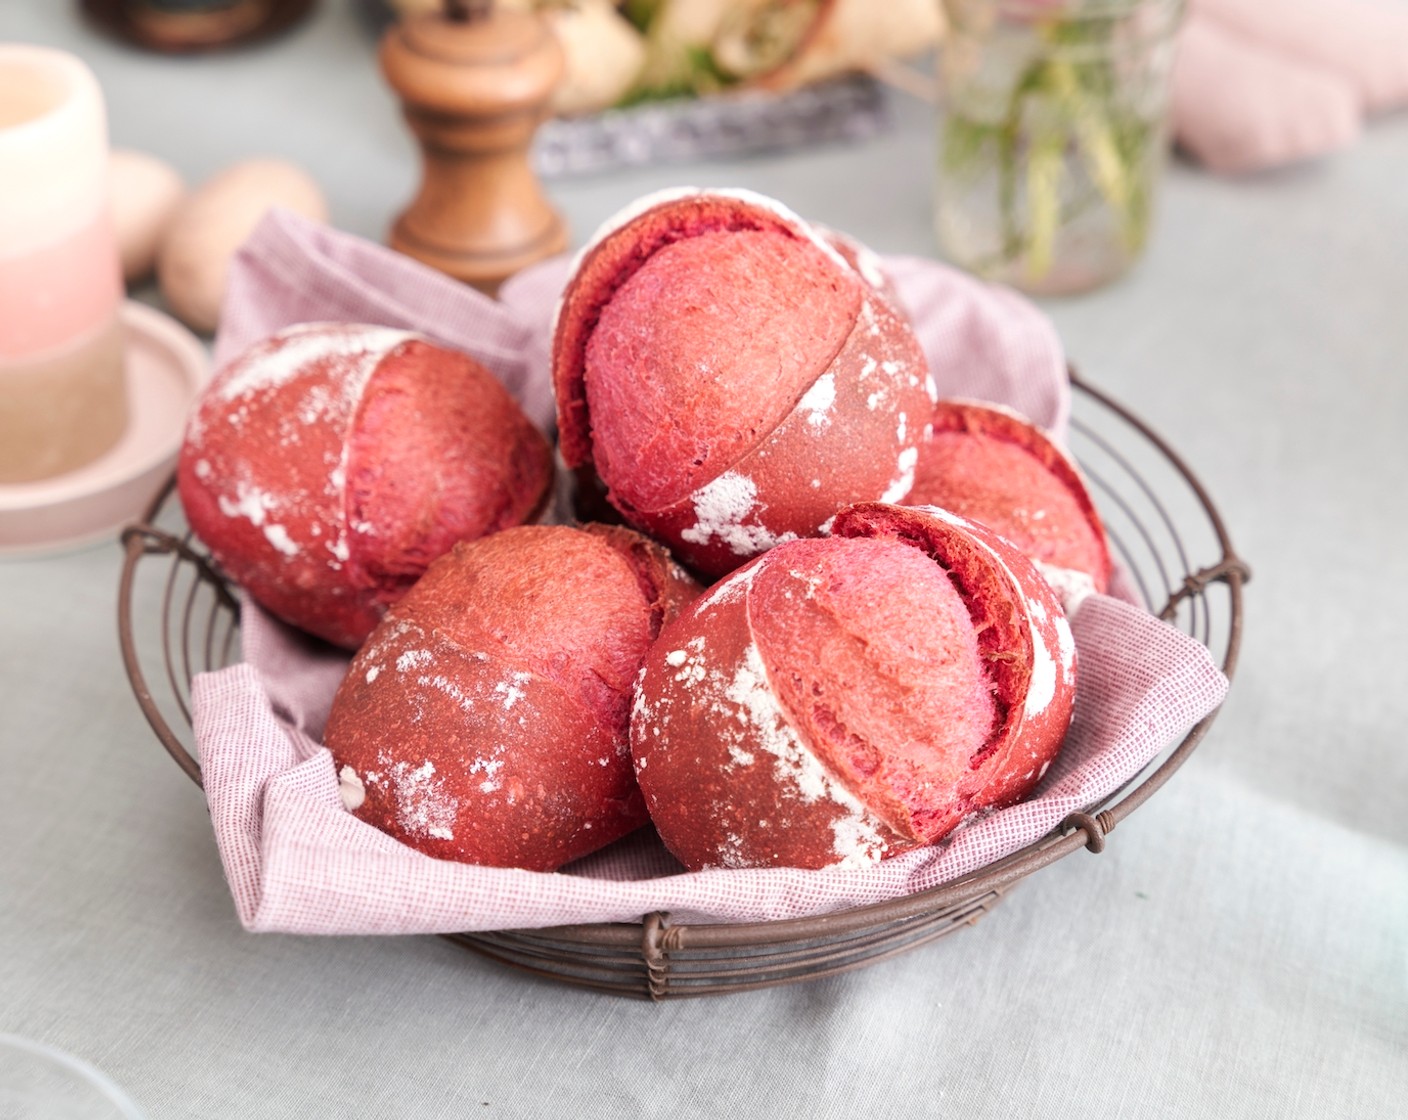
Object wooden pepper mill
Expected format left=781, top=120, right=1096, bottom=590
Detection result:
left=380, top=0, right=569, bottom=295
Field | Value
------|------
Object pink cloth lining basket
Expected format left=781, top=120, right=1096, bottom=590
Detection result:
left=117, top=369, right=1247, bottom=1000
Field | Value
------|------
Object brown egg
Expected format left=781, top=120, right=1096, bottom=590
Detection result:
left=108, top=149, right=186, bottom=284
left=157, top=158, right=326, bottom=333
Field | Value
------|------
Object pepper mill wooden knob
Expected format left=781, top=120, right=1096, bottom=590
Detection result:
left=380, top=0, right=568, bottom=295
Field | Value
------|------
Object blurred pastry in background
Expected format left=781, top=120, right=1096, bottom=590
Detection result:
left=389, top=0, right=645, bottom=116
left=384, top=1, right=942, bottom=114
left=522, top=0, right=649, bottom=116
left=637, top=0, right=942, bottom=100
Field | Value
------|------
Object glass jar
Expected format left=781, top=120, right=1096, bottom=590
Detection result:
left=935, top=0, right=1185, bottom=295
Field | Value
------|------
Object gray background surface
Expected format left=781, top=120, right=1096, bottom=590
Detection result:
left=2, top=2, right=1406, bottom=1116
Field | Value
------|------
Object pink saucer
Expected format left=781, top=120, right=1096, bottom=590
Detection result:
left=0, top=301, right=208, bottom=556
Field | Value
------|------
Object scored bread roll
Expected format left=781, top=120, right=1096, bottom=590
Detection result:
left=326, top=523, right=700, bottom=871
left=178, top=322, right=553, bottom=649
left=631, top=501, right=1076, bottom=871
left=908, top=399, right=1113, bottom=600
left=552, top=187, right=935, bottom=578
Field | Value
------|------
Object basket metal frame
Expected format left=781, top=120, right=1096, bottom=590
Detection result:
left=117, top=371, right=1247, bottom=999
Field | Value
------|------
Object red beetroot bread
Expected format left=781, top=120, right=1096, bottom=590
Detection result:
left=816, top=223, right=905, bottom=311
left=907, top=399, right=1112, bottom=596
left=178, top=322, right=553, bottom=649
left=326, top=523, right=700, bottom=871
left=631, top=502, right=1076, bottom=871
left=552, top=188, right=936, bottom=578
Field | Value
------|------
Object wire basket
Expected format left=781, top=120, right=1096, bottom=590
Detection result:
left=117, top=370, right=1247, bottom=999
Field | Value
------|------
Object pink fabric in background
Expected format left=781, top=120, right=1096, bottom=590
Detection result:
left=1172, top=0, right=1408, bottom=174
left=217, top=211, right=557, bottom=434
left=1172, top=17, right=1362, bottom=174
left=191, top=210, right=1228, bottom=934
left=1194, top=0, right=1408, bottom=115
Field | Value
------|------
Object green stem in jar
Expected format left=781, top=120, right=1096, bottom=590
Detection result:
left=996, top=58, right=1054, bottom=268
left=1045, top=57, right=1129, bottom=224
left=1112, top=113, right=1156, bottom=253
left=1042, top=18, right=1156, bottom=256
left=938, top=10, right=1162, bottom=282
left=1024, top=121, right=1065, bottom=281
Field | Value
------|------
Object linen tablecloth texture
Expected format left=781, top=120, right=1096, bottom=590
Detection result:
left=190, top=210, right=1228, bottom=935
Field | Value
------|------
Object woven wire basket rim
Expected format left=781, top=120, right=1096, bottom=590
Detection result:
left=117, top=370, right=1247, bottom=998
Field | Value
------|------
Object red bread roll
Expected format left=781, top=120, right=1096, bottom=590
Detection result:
left=326, top=523, right=700, bottom=871
left=552, top=188, right=936, bottom=578
left=816, top=223, right=906, bottom=312
left=631, top=502, right=1076, bottom=871
left=907, top=399, right=1112, bottom=597
left=178, top=322, right=553, bottom=649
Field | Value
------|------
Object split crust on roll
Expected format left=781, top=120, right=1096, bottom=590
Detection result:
left=552, top=187, right=935, bottom=578
left=631, top=502, right=1077, bottom=871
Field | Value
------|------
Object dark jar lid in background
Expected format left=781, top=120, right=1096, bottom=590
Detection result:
left=81, top=0, right=317, bottom=54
